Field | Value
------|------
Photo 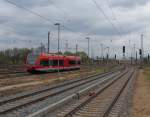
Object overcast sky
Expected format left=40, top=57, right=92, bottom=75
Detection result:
left=0, top=0, right=150, bottom=58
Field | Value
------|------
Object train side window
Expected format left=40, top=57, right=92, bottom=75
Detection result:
left=69, top=60, right=76, bottom=65
left=52, top=60, right=58, bottom=66
left=59, top=60, right=64, bottom=66
left=40, top=60, right=49, bottom=66
left=52, top=60, right=64, bottom=66
left=48, top=60, right=53, bottom=66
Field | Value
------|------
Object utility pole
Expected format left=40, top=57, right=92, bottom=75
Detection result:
left=136, top=51, right=137, bottom=64
left=54, top=23, right=60, bottom=74
left=133, top=44, right=136, bottom=64
left=100, top=44, right=103, bottom=59
left=131, top=52, right=132, bottom=65
left=141, top=34, right=144, bottom=66
left=86, top=37, right=90, bottom=58
left=100, top=44, right=103, bottom=64
left=76, top=44, right=78, bottom=65
left=65, top=40, right=68, bottom=52
left=48, top=31, right=50, bottom=53
left=148, top=54, right=150, bottom=64
left=106, top=47, right=109, bottom=64
left=106, top=47, right=110, bottom=58
left=76, top=44, right=78, bottom=55
left=86, top=37, right=90, bottom=64
left=41, top=42, right=43, bottom=53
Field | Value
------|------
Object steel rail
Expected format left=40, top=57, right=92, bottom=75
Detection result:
left=103, top=70, right=135, bottom=117
left=61, top=69, right=134, bottom=117
left=0, top=70, right=120, bottom=114
left=27, top=70, right=128, bottom=117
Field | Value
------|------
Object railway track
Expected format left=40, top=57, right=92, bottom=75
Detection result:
left=26, top=68, right=135, bottom=117
left=0, top=69, right=123, bottom=117
left=49, top=68, right=135, bottom=117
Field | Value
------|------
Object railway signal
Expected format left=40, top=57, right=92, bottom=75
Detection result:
left=123, top=46, right=125, bottom=59
left=54, top=23, right=60, bottom=74
left=123, top=46, right=125, bottom=53
left=139, top=49, right=142, bottom=57
left=106, top=54, right=109, bottom=60
left=141, top=34, right=144, bottom=66
left=136, top=51, right=137, bottom=64
left=86, top=37, right=90, bottom=58
left=139, top=49, right=142, bottom=66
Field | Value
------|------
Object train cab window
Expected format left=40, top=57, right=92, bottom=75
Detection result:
left=27, top=53, right=39, bottom=65
left=40, top=60, right=49, bottom=66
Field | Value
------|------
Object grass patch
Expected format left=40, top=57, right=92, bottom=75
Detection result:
left=95, top=68, right=105, bottom=73
left=143, top=66, right=150, bottom=80
left=94, top=66, right=111, bottom=74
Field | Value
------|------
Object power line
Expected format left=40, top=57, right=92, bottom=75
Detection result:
left=106, top=0, right=116, bottom=20
left=4, top=0, right=83, bottom=36
left=91, top=0, right=122, bottom=37
left=4, top=0, right=55, bottom=25
left=106, top=0, right=124, bottom=36
left=2, top=1, right=86, bottom=51
left=49, top=0, right=71, bottom=22
left=4, top=0, right=92, bottom=50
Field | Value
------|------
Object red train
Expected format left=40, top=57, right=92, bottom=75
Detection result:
left=26, top=53, right=81, bottom=73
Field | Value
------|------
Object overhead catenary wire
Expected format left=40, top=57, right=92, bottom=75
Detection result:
left=4, top=0, right=122, bottom=40
left=4, top=0, right=55, bottom=26
left=5, top=0, right=97, bottom=48
left=91, top=0, right=122, bottom=38
left=2, top=0, right=82, bottom=46
left=3, top=0, right=80, bottom=35
left=106, top=0, right=125, bottom=37
left=49, top=0, right=71, bottom=22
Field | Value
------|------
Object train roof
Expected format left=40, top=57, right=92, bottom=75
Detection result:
left=39, top=53, right=80, bottom=60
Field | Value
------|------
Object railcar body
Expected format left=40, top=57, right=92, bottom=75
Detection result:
left=26, top=53, right=81, bottom=73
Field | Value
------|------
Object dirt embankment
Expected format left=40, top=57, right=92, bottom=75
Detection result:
left=132, top=68, right=150, bottom=117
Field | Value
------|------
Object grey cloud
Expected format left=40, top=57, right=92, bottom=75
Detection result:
left=110, top=0, right=150, bottom=8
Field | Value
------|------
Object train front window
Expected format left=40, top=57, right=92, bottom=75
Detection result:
left=40, top=60, right=49, bottom=66
left=27, top=53, right=39, bottom=65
